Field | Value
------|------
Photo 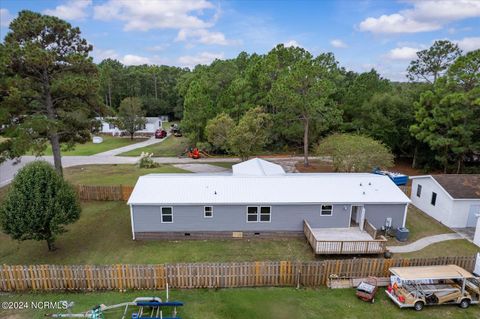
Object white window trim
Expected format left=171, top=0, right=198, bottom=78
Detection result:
left=259, top=206, right=272, bottom=223
left=246, top=206, right=272, bottom=223
left=204, top=206, right=213, bottom=218
left=320, top=204, right=333, bottom=216
left=161, top=206, right=173, bottom=223
left=246, top=206, right=258, bottom=223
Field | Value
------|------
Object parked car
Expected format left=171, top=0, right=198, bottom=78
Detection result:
left=155, top=129, right=167, bottom=139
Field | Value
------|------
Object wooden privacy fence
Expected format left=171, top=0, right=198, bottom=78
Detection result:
left=0, top=256, right=475, bottom=292
left=74, top=185, right=133, bottom=201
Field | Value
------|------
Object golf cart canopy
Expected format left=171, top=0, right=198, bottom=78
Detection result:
left=390, top=265, right=475, bottom=281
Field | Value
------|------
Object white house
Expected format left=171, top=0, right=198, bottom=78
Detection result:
left=96, top=117, right=163, bottom=136
left=410, top=175, right=480, bottom=229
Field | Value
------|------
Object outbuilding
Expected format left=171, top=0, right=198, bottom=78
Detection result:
left=410, top=175, right=480, bottom=228
left=127, top=158, right=410, bottom=252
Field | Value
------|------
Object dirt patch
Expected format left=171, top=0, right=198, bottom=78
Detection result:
left=296, top=158, right=432, bottom=176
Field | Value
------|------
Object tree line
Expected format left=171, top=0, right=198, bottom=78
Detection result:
left=1, top=10, right=479, bottom=174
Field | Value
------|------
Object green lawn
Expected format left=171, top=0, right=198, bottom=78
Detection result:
left=120, top=135, right=190, bottom=157
left=1, top=287, right=478, bottom=319
left=389, top=205, right=453, bottom=246
left=0, top=201, right=315, bottom=265
left=64, top=164, right=190, bottom=186
left=208, top=162, right=238, bottom=169
left=401, top=240, right=479, bottom=258
left=30, top=135, right=147, bottom=156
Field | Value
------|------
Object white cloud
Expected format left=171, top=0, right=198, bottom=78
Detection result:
left=146, top=44, right=169, bottom=52
left=44, top=0, right=92, bottom=21
left=178, top=52, right=224, bottom=67
left=283, top=40, right=301, bottom=48
left=91, top=48, right=120, bottom=62
left=359, top=0, right=480, bottom=34
left=456, top=37, right=480, bottom=52
left=121, top=54, right=152, bottom=65
left=93, top=0, right=215, bottom=31
left=330, top=39, right=348, bottom=48
left=0, top=8, right=14, bottom=27
left=176, top=28, right=235, bottom=46
left=386, top=46, right=419, bottom=60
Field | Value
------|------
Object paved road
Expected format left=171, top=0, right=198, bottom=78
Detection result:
left=387, top=233, right=463, bottom=253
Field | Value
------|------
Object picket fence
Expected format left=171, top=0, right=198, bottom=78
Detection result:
left=0, top=256, right=475, bottom=292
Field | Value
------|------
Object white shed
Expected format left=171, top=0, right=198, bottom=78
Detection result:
left=410, top=175, right=480, bottom=228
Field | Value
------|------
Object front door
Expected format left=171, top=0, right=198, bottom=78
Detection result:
left=467, top=205, right=480, bottom=227
left=350, top=205, right=364, bottom=228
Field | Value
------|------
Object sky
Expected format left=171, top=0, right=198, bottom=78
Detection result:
left=0, top=0, right=479, bottom=81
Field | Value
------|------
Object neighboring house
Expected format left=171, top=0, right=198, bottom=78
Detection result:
left=96, top=117, right=163, bottom=136
left=127, top=158, right=410, bottom=254
left=410, top=175, right=480, bottom=228
left=159, top=115, right=170, bottom=122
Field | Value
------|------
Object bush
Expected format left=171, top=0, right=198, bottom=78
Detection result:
left=137, top=152, right=159, bottom=168
left=316, top=133, right=394, bottom=172
left=0, top=161, right=81, bottom=251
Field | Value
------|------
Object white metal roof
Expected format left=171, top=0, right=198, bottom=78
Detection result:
left=232, top=158, right=286, bottom=176
left=128, top=172, right=411, bottom=205
left=390, top=265, right=475, bottom=280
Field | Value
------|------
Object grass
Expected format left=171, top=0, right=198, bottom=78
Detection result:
left=1, top=287, right=478, bottom=319
left=388, top=205, right=453, bottom=246
left=208, top=162, right=238, bottom=169
left=120, top=135, right=190, bottom=157
left=64, top=164, right=190, bottom=186
left=0, top=201, right=315, bottom=264
left=401, top=240, right=479, bottom=258
left=29, top=135, right=147, bottom=156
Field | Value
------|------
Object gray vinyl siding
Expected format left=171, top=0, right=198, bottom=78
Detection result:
left=132, top=203, right=406, bottom=233
left=364, top=203, right=407, bottom=229
left=133, top=204, right=349, bottom=232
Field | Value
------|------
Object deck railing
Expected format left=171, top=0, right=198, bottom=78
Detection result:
left=303, top=220, right=387, bottom=255
left=364, top=219, right=378, bottom=239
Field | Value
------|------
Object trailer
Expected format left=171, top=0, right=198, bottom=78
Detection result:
left=385, top=265, right=480, bottom=311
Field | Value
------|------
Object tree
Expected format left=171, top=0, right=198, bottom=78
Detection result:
left=117, top=97, right=147, bottom=139
left=0, top=11, right=100, bottom=175
left=407, top=40, right=462, bottom=84
left=205, top=113, right=235, bottom=152
left=269, top=49, right=342, bottom=166
left=227, top=107, right=271, bottom=161
left=315, top=134, right=394, bottom=172
left=410, top=49, right=480, bottom=173
left=0, top=161, right=80, bottom=251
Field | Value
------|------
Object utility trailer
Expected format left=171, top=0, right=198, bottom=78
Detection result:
left=385, top=265, right=480, bottom=311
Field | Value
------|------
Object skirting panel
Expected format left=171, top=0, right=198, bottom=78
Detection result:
left=134, top=231, right=304, bottom=240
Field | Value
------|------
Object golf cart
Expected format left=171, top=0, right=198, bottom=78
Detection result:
left=386, top=264, right=480, bottom=311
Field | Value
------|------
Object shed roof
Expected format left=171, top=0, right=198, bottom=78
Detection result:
left=390, top=265, right=474, bottom=280
left=232, top=158, right=285, bottom=176
left=432, top=174, right=480, bottom=199
left=128, top=162, right=410, bottom=205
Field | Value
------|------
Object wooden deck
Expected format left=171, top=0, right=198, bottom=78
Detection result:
left=303, top=220, right=387, bottom=255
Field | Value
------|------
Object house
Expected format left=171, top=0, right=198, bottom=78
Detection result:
left=127, top=158, right=410, bottom=254
left=96, top=117, right=163, bottom=136
left=410, top=175, right=480, bottom=228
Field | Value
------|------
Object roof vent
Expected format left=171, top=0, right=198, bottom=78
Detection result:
left=214, top=191, right=217, bottom=195
left=363, top=191, right=366, bottom=195
left=368, top=182, right=372, bottom=186
left=360, top=183, right=363, bottom=186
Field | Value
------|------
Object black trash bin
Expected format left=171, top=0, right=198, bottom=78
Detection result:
left=396, top=227, right=409, bottom=242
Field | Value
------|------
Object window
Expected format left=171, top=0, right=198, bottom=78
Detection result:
left=247, top=207, right=258, bottom=222
left=431, top=192, right=437, bottom=206
left=321, top=205, right=333, bottom=216
left=161, top=207, right=173, bottom=223
left=108, top=123, right=116, bottom=129
left=247, top=206, right=271, bottom=223
left=138, top=123, right=146, bottom=130
left=260, top=207, right=271, bottom=222
left=416, top=184, right=422, bottom=197
left=204, top=206, right=213, bottom=218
